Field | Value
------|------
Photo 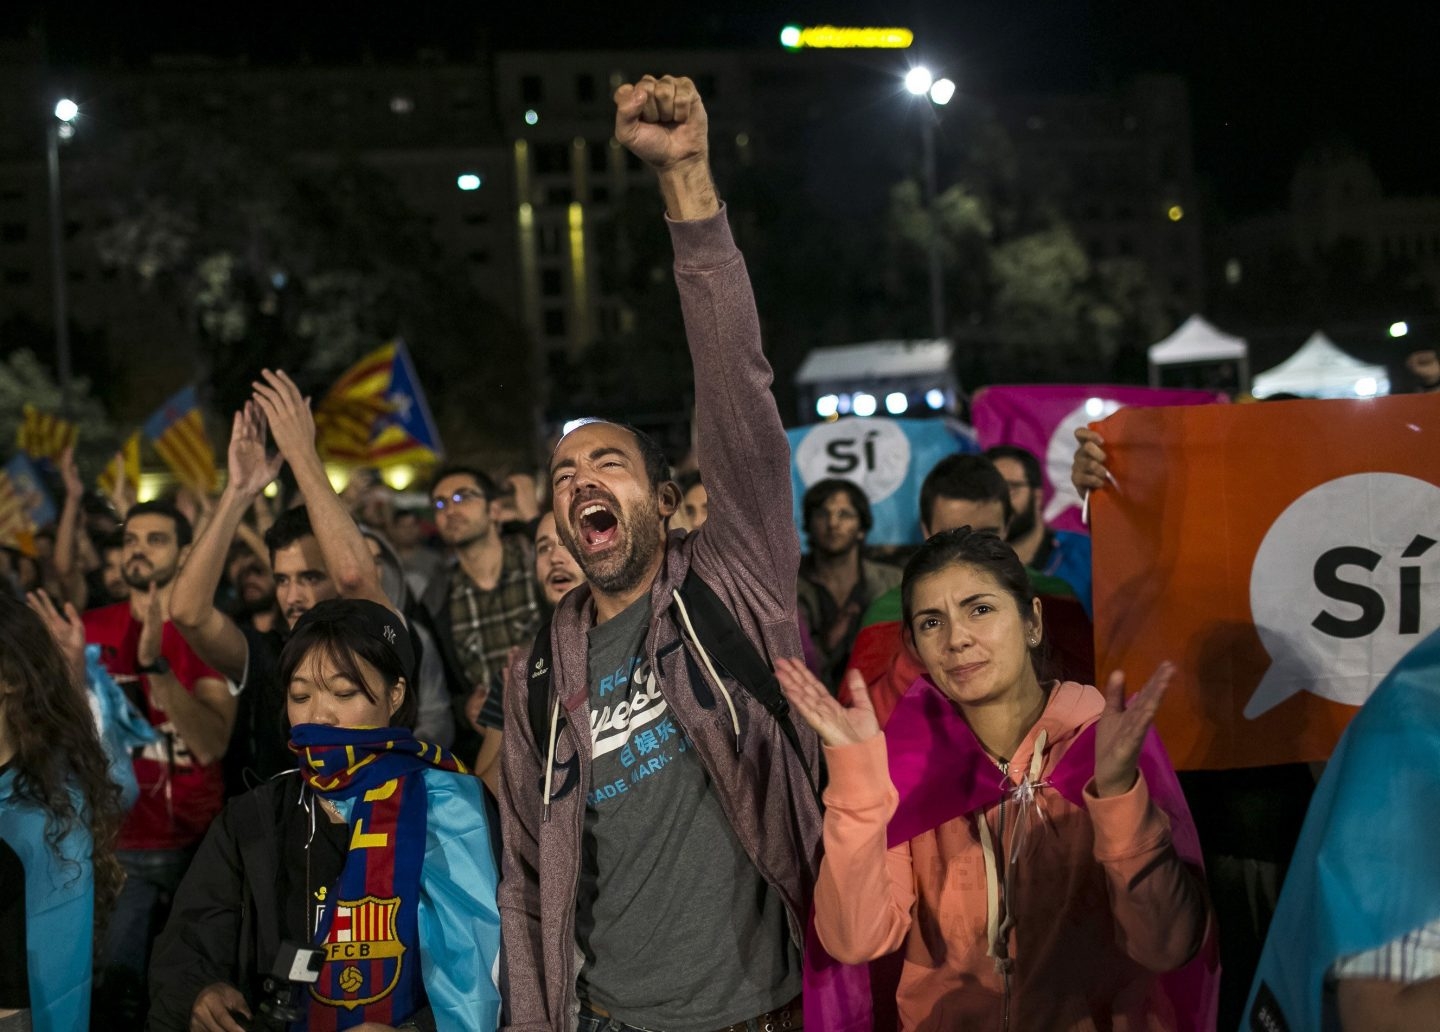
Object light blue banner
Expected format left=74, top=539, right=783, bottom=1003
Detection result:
left=787, top=417, right=978, bottom=546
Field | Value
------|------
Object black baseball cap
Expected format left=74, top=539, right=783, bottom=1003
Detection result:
left=291, top=597, right=416, bottom=681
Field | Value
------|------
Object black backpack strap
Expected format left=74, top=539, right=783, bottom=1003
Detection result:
left=675, top=569, right=823, bottom=806
left=526, top=614, right=555, bottom=759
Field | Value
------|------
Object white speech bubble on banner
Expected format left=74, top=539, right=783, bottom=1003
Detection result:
left=794, top=417, right=911, bottom=503
left=1246, top=473, right=1440, bottom=719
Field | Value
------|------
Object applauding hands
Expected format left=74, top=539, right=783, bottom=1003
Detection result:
left=775, top=659, right=880, bottom=749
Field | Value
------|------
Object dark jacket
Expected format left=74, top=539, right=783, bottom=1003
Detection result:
left=148, top=773, right=502, bottom=1031
left=147, top=777, right=298, bottom=1030
left=496, top=207, right=825, bottom=1031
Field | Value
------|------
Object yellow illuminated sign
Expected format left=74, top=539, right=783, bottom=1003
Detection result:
left=780, top=25, right=914, bottom=50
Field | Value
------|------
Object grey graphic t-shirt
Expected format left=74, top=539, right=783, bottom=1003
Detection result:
left=574, top=596, right=800, bottom=1030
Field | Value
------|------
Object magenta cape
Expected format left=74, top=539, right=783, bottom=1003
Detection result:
left=802, top=677, right=1220, bottom=1031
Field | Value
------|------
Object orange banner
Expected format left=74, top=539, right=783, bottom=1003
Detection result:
left=1091, top=394, right=1439, bottom=769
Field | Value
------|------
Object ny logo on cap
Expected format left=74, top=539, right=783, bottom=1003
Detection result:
left=383, top=624, right=397, bottom=645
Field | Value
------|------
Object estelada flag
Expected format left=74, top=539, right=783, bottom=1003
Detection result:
left=315, top=341, right=443, bottom=468
left=143, top=386, right=218, bottom=493
left=971, top=385, right=1223, bottom=534
left=1090, top=393, right=1440, bottom=770
left=0, top=453, right=53, bottom=555
left=98, top=431, right=143, bottom=498
left=16, top=404, right=78, bottom=462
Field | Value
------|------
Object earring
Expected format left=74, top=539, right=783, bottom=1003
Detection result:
left=1028, top=637, right=1038, bottom=646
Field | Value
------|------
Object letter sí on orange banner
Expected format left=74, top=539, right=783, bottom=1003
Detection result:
left=1089, top=394, right=1439, bottom=769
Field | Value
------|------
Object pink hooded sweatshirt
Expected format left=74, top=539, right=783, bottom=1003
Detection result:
left=813, top=680, right=1213, bottom=1032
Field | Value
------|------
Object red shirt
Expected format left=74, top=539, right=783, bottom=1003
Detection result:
left=84, top=603, right=227, bottom=851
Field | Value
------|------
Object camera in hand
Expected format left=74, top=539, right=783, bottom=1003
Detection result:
left=252, top=940, right=324, bottom=1030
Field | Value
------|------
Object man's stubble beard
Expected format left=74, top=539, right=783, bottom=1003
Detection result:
left=1005, top=496, right=1039, bottom=543
left=566, top=499, right=664, bottom=597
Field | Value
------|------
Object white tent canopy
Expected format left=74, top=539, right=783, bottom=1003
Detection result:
left=1147, top=315, right=1250, bottom=391
left=794, top=339, right=953, bottom=385
left=1252, top=331, right=1390, bottom=399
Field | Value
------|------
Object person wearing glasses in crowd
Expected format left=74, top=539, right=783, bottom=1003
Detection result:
left=420, top=468, right=542, bottom=766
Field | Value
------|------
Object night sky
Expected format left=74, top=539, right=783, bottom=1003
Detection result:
left=7, top=0, right=1438, bottom=217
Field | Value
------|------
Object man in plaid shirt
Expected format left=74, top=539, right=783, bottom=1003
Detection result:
left=421, top=465, right=542, bottom=763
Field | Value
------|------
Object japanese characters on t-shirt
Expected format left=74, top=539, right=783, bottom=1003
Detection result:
left=574, top=597, right=800, bottom=1030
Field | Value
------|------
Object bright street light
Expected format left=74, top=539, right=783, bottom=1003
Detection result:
left=852, top=392, right=878, bottom=417
left=929, top=78, right=956, bottom=105
left=904, top=66, right=933, bottom=96
left=815, top=394, right=840, bottom=418
left=456, top=173, right=482, bottom=191
left=1389, top=320, right=1409, bottom=338
left=54, top=98, right=78, bottom=122
left=885, top=392, right=909, bottom=415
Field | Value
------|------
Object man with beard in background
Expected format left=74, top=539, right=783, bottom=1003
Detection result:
left=223, top=540, right=278, bottom=632
left=985, top=443, right=1093, bottom=615
left=83, top=500, right=233, bottom=1026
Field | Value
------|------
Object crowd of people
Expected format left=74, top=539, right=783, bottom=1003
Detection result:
left=2, top=74, right=1436, bottom=1032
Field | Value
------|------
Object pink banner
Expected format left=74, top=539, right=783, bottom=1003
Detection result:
left=970, top=384, right=1224, bottom=533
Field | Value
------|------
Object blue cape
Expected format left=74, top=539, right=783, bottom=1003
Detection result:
left=1245, top=627, right=1440, bottom=1031
left=0, top=772, right=94, bottom=1032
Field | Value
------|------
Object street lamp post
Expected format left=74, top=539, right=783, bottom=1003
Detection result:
left=904, top=67, right=955, bottom=342
left=46, top=98, right=78, bottom=414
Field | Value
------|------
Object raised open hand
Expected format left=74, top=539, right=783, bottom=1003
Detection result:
left=227, top=401, right=284, bottom=498
left=1093, top=662, right=1175, bottom=797
left=106, top=450, right=137, bottom=520
left=59, top=444, right=84, bottom=501
left=613, top=75, right=709, bottom=173
left=775, top=659, right=879, bottom=748
left=27, top=590, right=86, bottom=686
left=251, top=369, right=315, bottom=463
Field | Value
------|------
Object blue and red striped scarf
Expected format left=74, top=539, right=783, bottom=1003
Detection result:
left=289, top=724, right=467, bottom=1031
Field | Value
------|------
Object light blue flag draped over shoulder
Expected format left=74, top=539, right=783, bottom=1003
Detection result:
left=787, top=417, right=978, bottom=546
left=1245, top=626, right=1440, bottom=1032
left=84, top=643, right=158, bottom=812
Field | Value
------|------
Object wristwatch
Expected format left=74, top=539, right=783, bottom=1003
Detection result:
left=138, top=657, right=171, bottom=676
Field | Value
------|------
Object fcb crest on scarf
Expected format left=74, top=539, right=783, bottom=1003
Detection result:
left=312, top=895, right=406, bottom=1010
left=290, top=724, right=467, bottom=1030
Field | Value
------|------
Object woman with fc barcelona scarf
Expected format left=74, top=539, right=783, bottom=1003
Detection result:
left=148, top=598, right=502, bottom=1032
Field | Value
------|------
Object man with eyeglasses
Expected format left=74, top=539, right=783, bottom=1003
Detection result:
left=420, top=466, right=543, bottom=765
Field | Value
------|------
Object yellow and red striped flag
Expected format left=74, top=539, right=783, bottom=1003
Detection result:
left=314, top=341, right=443, bottom=468
left=143, top=386, right=218, bottom=494
left=0, top=467, right=37, bottom=556
left=98, top=431, right=143, bottom=498
left=16, top=404, right=78, bottom=462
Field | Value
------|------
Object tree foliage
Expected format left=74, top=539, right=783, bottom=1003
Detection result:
left=75, top=123, right=533, bottom=459
left=0, top=349, right=117, bottom=471
left=883, top=113, right=1171, bottom=385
